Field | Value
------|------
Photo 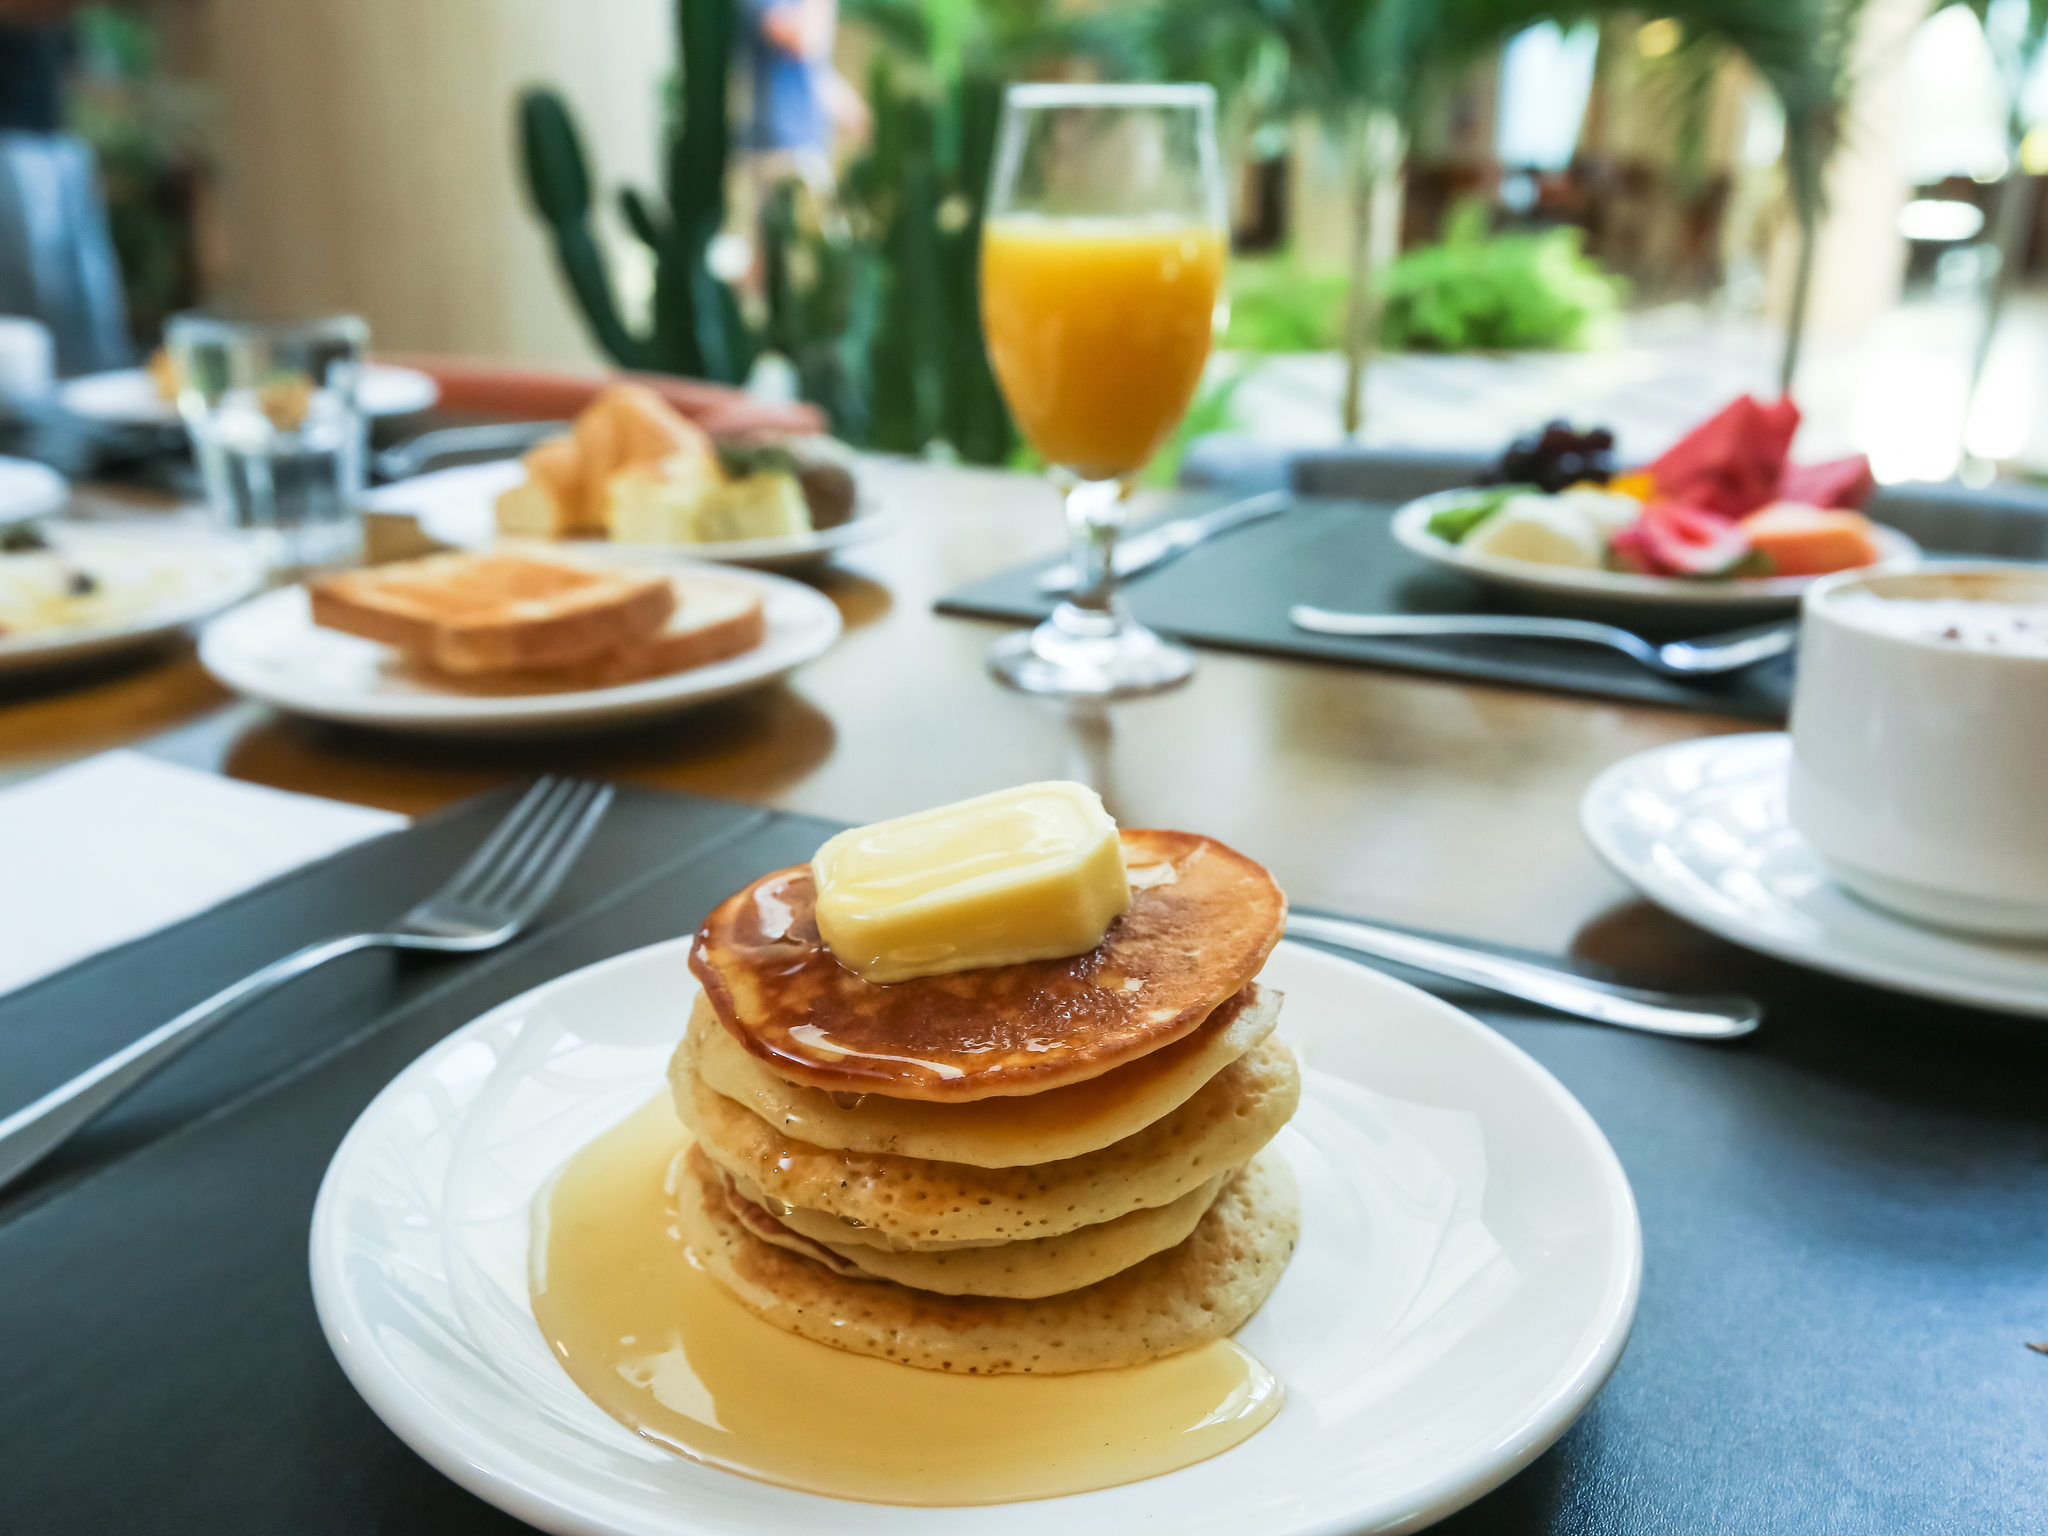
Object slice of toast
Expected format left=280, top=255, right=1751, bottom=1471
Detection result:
left=409, top=573, right=768, bottom=693
left=309, top=551, right=676, bottom=675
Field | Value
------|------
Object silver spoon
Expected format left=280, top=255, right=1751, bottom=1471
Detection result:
left=1288, top=912, right=1760, bottom=1039
left=1288, top=608, right=1797, bottom=678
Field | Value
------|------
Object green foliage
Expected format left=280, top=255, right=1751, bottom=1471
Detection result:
left=1379, top=201, right=1621, bottom=352
left=1222, top=257, right=1347, bottom=352
left=519, top=0, right=754, bottom=383
left=65, top=5, right=210, bottom=337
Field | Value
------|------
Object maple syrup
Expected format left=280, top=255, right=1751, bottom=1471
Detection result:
left=530, top=1094, right=1281, bottom=1506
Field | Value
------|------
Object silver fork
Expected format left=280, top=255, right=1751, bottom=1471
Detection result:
left=1288, top=608, right=1797, bottom=678
left=0, top=775, right=613, bottom=1193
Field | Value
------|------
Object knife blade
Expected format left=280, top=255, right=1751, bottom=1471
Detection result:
left=1037, top=489, right=1290, bottom=594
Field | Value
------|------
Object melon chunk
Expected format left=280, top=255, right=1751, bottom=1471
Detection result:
left=1739, top=503, right=1881, bottom=576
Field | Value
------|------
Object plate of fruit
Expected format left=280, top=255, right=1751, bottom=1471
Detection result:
left=1393, top=397, right=1918, bottom=618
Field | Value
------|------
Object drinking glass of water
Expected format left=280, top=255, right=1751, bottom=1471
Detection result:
left=166, top=313, right=369, bottom=570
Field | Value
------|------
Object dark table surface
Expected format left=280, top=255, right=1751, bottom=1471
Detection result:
left=2, top=786, right=2043, bottom=1535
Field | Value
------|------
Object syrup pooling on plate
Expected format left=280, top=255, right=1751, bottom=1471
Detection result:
left=530, top=1095, right=1282, bottom=1506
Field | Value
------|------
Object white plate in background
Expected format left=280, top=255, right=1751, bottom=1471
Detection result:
left=198, top=560, right=840, bottom=736
left=59, top=362, right=440, bottom=424
left=1582, top=732, right=2048, bottom=1017
left=0, top=456, right=68, bottom=525
left=0, top=523, right=263, bottom=677
left=376, top=459, right=894, bottom=573
left=310, top=938, right=1640, bottom=1536
left=1393, top=490, right=1920, bottom=622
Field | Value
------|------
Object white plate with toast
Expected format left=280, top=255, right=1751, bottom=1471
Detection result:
left=311, top=937, right=1639, bottom=1536
left=198, top=559, right=840, bottom=735
left=374, top=460, right=893, bottom=573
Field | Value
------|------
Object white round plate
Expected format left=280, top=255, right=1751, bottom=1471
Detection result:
left=0, top=455, right=68, bottom=524
left=0, top=523, right=264, bottom=677
left=1393, top=490, right=1920, bottom=620
left=59, top=362, right=440, bottom=424
left=1582, top=732, right=2048, bottom=1016
left=376, top=460, right=894, bottom=572
left=198, top=562, right=840, bottom=736
left=309, top=937, right=1640, bottom=1536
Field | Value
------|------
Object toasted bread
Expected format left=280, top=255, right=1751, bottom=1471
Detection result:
left=408, top=573, right=768, bottom=692
left=309, top=551, right=676, bottom=675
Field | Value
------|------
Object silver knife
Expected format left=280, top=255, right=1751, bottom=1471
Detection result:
left=1038, top=489, right=1289, bottom=594
left=1286, top=911, right=1760, bottom=1039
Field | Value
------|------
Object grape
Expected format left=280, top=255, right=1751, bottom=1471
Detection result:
left=1492, top=420, right=1617, bottom=493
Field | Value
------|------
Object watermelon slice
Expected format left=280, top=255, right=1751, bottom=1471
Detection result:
left=1777, top=455, right=1876, bottom=510
left=1645, top=395, right=1801, bottom=517
left=1614, top=501, right=1754, bottom=578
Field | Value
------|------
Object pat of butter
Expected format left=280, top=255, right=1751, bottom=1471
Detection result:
left=811, top=781, right=1130, bottom=983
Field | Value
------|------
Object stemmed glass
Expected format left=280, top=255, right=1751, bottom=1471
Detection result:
left=980, top=83, right=1228, bottom=698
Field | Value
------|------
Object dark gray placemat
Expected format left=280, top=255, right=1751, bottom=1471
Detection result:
left=939, top=496, right=1799, bottom=720
left=3, top=786, right=2046, bottom=1533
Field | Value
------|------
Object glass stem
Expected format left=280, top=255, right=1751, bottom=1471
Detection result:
left=1059, top=476, right=1127, bottom=621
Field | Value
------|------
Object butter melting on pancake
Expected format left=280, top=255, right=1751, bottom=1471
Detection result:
left=689, top=828, right=1286, bottom=1101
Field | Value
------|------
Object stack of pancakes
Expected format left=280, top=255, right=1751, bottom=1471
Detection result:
left=671, top=828, right=1301, bottom=1375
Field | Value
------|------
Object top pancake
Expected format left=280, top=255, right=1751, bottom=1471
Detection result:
left=690, top=828, right=1286, bottom=1100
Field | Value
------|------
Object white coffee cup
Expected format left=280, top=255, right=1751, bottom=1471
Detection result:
left=1789, top=562, right=2048, bottom=938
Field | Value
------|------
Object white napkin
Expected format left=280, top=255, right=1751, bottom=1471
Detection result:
left=0, top=751, right=407, bottom=997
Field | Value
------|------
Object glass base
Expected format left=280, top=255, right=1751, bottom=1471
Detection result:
left=988, top=602, right=1194, bottom=699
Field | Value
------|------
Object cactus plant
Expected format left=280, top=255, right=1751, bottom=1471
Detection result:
left=518, top=0, right=753, bottom=383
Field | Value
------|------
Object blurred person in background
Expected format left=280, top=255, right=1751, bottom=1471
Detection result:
left=731, top=0, right=868, bottom=307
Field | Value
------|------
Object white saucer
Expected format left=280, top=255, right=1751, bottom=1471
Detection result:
left=58, top=362, right=439, bottom=423
left=310, top=937, right=1640, bottom=1536
left=0, top=455, right=68, bottom=524
left=376, top=459, right=894, bottom=573
left=198, top=562, right=840, bottom=736
left=1581, top=732, right=2048, bottom=1016
left=1393, top=491, right=1920, bottom=622
left=0, top=523, right=264, bottom=677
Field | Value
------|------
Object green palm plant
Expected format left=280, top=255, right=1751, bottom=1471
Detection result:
left=1959, top=1, right=2048, bottom=453
left=1154, top=0, right=1866, bottom=425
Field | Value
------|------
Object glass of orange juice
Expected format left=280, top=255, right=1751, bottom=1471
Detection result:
left=981, top=83, right=1227, bottom=697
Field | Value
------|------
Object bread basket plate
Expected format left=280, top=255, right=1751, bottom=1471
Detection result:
left=377, top=460, right=895, bottom=573
left=310, top=937, right=1639, bottom=1536
left=197, top=560, right=840, bottom=736
left=59, top=363, right=439, bottom=424
left=1392, top=490, right=1920, bottom=622
left=0, top=522, right=264, bottom=677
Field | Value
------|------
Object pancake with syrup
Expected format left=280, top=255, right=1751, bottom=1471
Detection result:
left=677, top=1024, right=1300, bottom=1249
left=676, top=1143, right=1299, bottom=1373
left=688, top=828, right=1286, bottom=1101
left=678, top=983, right=1280, bottom=1168
left=728, top=1168, right=1231, bottom=1298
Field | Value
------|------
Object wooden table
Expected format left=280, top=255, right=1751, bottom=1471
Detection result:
left=0, top=458, right=1746, bottom=970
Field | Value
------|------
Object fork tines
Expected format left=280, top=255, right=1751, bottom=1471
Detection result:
left=441, top=776, right=614, bottom=923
